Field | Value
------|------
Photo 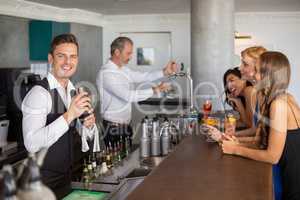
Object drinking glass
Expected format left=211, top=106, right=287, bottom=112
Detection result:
left=201, top=116, right=220, bottom=142
left=202, top=98, right=212, bottom=118
left=224, top=114, right=237, bottom=136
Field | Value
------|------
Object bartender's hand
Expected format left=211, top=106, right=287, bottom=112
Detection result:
left=152, top=82, right=171, bottom=94
left=83, top=112, right=96, bottom=129
left=163, top=61, right=178, bottom=76
left=63, top=92, right=92, bottom=124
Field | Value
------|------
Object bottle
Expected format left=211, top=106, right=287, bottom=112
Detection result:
left=117, top=141, right=122, bottom=163
left=112, top=143, right=116, bottom=166
left=96, top=151, right=102, bottom=166
left=125, top=136, right=130, bottom=157
left=120, top=136, right=126, bottom=159
left=106, top=147, right=112, bottom=169
left=81, top=160, right=90, bottom=189
left=99, top=150, right=108, bottom=175
left=101, top=149, right=106, bottom=164
left=91, top=153, right=98, bottom=178
left=87, top=155, right=94, bottom=180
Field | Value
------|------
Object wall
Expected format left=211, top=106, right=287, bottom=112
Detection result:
left=103, top=14, right=191, bottom=70
left=0, top=15, right=30, bottom=68
left=71, top=23, right=103, bottom=85
left=235, top=12, right=300, bottom=103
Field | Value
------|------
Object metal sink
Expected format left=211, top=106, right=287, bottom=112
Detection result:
left=125, top=168, right=151, bottom=178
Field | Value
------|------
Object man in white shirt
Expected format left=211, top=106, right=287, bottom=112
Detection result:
left=22, top=34, right=95, bottom=197
left=97, top=36, right=177, bottom=147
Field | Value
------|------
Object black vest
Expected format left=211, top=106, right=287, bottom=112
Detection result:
left=37, top=78, right=77, bottom=175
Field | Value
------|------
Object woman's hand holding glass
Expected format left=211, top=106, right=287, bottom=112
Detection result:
left=205, top=124, right=240, bottom=154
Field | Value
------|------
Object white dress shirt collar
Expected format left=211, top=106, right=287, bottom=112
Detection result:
left=106, top=59, right=124, bottom=70
left=47, top=73, right=75, bottom=108
left=47, top=73, right=75, bottom=91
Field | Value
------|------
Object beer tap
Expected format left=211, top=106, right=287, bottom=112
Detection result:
left=168, top=63, right=196, bottom=113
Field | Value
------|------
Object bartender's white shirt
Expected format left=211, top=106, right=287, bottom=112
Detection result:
left=96, top=60, right=164, bottom=124
left=22, top=73, right=92, bottom=153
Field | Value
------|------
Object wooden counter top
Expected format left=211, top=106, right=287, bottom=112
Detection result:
left=126, top=135, right=273, bottom=200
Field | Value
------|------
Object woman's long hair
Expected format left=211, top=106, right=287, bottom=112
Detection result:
left=257, top=51, right=291, bottom=149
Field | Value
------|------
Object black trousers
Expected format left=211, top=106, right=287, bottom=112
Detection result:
left=102, top=120, right=133, bottom=147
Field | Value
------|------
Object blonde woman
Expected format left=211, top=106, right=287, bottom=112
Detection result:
left=230, top=46, right=267, bottom=139
left=240, top=46, right=267, bottom=84
left=220, top=51, right=300, bottom=200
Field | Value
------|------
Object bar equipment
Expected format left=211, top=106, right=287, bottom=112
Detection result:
left=77, top=86, right=92, bottom=122
left=151, top=117, right=161, bottom=156
left=16, top=149, right=56, bottom=200
left=168, top=63, right=199, bottom=137
left=0, top=120, right=9, bottom=147
left=0, top=165, right=19, bottom=200
left=168, top=63, right=196, bottom=113
left=160, top=118, right=171, bottom=156
left=140, top=117, right=151, bottom=158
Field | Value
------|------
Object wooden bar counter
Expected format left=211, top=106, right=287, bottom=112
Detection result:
left=126, top=135, right=273, bottom=200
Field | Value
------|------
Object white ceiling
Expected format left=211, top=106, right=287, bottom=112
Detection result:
left=26, top=0, right=300, bottom=15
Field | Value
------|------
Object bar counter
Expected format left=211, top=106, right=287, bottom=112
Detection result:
left=126, top=134, right=273, bottom=200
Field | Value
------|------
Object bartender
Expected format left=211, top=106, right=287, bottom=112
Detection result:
left=22, top=34, right=96, bottom=197
left=96, top=36, right=177, bottom=147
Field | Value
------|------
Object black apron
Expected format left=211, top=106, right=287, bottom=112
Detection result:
left=36, top=78, right=77, bottom=198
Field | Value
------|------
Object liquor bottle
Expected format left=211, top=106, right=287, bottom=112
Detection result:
left=117, top=141, right=122, bottom=163
left=91, top=153, right=98, bottom=178
left=81, top=159, right=90, bottom=188
left=112, top=143, right=119, bottom=166
left=120, top=136, right=126, bottom=159
left=99, top=150, right=108, bottom=175
left=87, top=155, right=94, bottom=180
left=96, top=151, right=102, bottom=166
left=101, top=149, right=106, bottom=164
left=106, top=147, right=112, bottom=169
left=125, top=136, right=130, bottom=157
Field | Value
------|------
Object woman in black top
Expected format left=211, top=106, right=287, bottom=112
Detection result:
left=220, top=51, right=300, bottom=200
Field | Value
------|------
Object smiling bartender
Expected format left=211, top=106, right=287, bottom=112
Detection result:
left=21, top=34, right=96, bottom=198
left=97, top=36, right=177, bottom=147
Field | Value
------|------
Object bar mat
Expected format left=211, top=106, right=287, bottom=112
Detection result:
left=62, top=189, right=107, bottom=200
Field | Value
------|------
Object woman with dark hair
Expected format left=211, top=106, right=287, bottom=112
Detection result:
left=221, top=51, right=300, bottom=200
left=223, top=67, right=254, bottom=128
